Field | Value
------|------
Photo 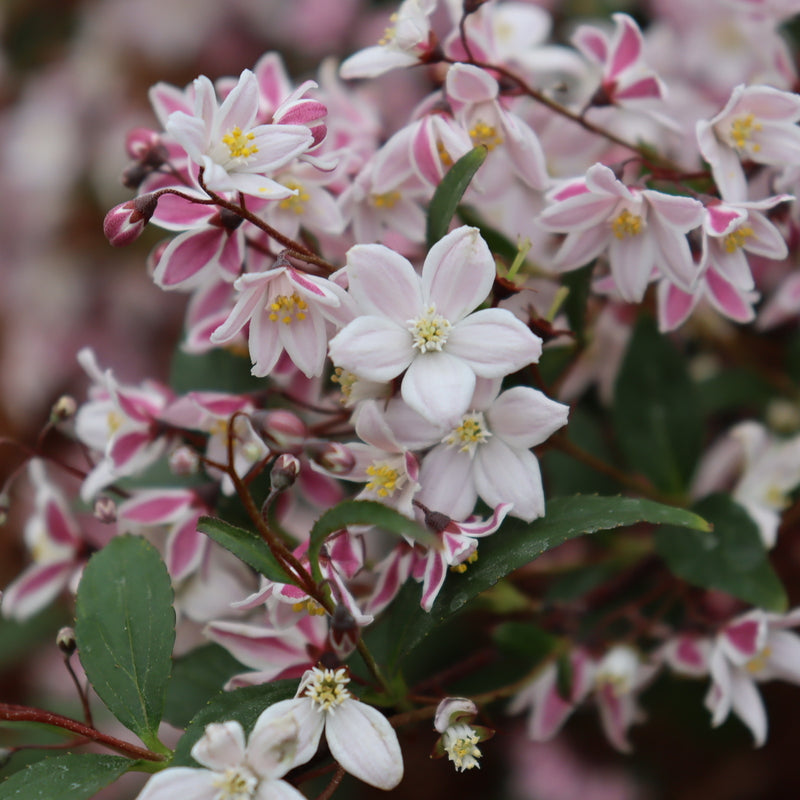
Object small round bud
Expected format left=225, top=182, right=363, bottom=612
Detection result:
left=310, top=442, right=355, bottom=475
left=169, top=445, right=200, bottom=476
left=103, top=194, right=159, bottom=247
left=51, top=395, right=77, bottom=423
left=270, top=453, right=301, bottom=492
left=93, top=496, right=117, bottom=524
left=57, top=626, right=77, bottom=655
left=251, top=409, right=307, bottom=450
left=125, top=127, right=163, bottom=161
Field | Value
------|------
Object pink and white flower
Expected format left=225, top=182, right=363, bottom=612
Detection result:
left=697, top=84, right=800, bottom=201
left=328, top=226, right=543, bottom=423
left=166, top=69, right=315, bottom=198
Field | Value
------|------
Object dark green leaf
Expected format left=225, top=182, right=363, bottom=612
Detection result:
left=197, top=516, right=289, bottom=583
left=163, top=644, right=246, bottom=729
left=172, top=680, right=298, bottom=766
left=561, top=263, right=594, bottom=345
left=384, top=495, right=709, bottom=665
left=0, top=754, right=130, bottom=800
left=170, top=347, right=263, bottom=394
left=426, top=146, right=488, bottom=248
left=656, top=493, right=787, bottom=612
left=308, top=500, right=435, bottom=580
left=75, top=535, right=175, bottom=748
left=613, top=316, right=704, bottom=494
left=697, top=367, right=773, bottom=416
left=493, top=622, right=559, bottom=662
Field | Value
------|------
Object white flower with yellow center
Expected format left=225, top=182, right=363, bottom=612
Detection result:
left=329, top=226, right=543, bottom=424
left=135, top=715, right=306, bottom=800
left=697, top=83, right=800, bottom=201
left=166, top=69, right=314, bottom=199
left=255, top=667, right=404, bottom=790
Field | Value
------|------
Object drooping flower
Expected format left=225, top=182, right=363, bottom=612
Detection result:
left=253, top=667, right=404, bottom=790
left=136, top=714, right=306, bottom=800
left=432, top=697, right=493, bottom=773
left=328, top=226, right=543, bottom=423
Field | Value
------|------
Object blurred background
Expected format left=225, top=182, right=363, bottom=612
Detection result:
left=2, top=1, right=800, bottom=798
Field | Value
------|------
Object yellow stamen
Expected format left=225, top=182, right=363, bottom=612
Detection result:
left=729, top=113, right=763, bottom=153
left=292, top=598, right=326, bottom=616
left=469, top=121, right=503, bottom=151
left=303, top=667, right=351, bottom=711
left=365, top=463, right=400, bottom=497
left=723, top=225, right=753, bottom=253
left=450, top=551, right=479, bottom=574
left=267, top=293, right=308, bottom=324
left=746, top=646, right=772, bottom=674
left=211, top=767, right=258, bottom=800
left=278, top=180, right=311, bottom=214
left=371, top=191, right=402, bottom=209
left=331, top=367, right=357, bottom=403
left=378, top=12, right=399, bottom=45
left=408, top=305, right=452, bottom=353
left=443, top=412, right=491, bottom=456
left=222, top=126, right=259, bottom=159
left=611, top=208, right=643, bottom=239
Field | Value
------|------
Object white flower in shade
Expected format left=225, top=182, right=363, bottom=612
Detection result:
left=328, top=226, right=543, bottom=424
left=136, top=715, right=305, bottom=800
left=255, top=667, right=404, bottom=790
left=706, top=609, right=800, bottom=746
left=432, top=697, right=492, bottom=773
left=697, top=84, right=800, bottom=201
left=167, top=69, right=314, bottom=199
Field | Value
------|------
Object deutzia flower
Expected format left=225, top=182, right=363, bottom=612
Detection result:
left=255, top=667, right=404, bottom=790
left=136, top=714, right=305, bottom=800
left=328, top=226, right=543, bottom=423
left=167, top=69, right=315, bottom=198
left=432, top=697, right=493, bottom=773
left=697, top=83, right=800, bottom=201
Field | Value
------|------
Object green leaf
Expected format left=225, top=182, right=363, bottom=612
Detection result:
left=560, top=263, right=594, bottom=345
left=197, top=516, right=290, bottom=583
left=0, top=754, right=130, bottom=800
left=426, top=146, right=488, bottom=248
left=170, top=347, right=263, bottom=394
left=308, top=500, right=435, bottom=581
left=172, top=680, right=298, bottom=766
left=613, top=315, right=704, bottom=494
left=697, top=367, right=773, bottom=416
left=383, top=495, right=709, bottom=665
left=75, top=535, right=175, bottom=748
left=493, top=622, right=559, bottom=662
left=163, top=644, right=246, bottom=729
left=656, top=493, right=787, bottom=612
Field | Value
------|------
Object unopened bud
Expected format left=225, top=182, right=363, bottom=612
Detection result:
left=270, top=454, right=301, bottom=492
left=311, top=442, right=355, bottom=475
left=251, top=409, right=307, bottom=450
left=125, top=127, right=164, bottom=161
left=329, top=604, right=359, bottom=658
left=103, top=194, right=158, bottom=246
left=169, top=445, right=200, bottom=475
left=57, top=626, right=77, bottom=655
left=51, top=395, right=77, bottom=423
left=93, top=496, right=117, bottom=524
left=218, top=207, right=245, bottom=231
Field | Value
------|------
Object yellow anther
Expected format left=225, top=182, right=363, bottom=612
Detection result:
left=371, top=191, right=402, bottom=209
left=729, top=113, right=763, bottom=152
left=106, top=410, right=123, bottom=435
left=443, top=412, right=491, bottom=456
left=211, top=767, right=257, bottom=800
left=292, top=598, right=326, bottom=616
left=267, top=293, right=308, bottom=324
left=746, top=646, right=772, bottom=674
left=469, top=121, right=503, bottom=151
left=437, top=140, right=453, bottom=167
left=611, top=208, right=644, bottom=239
left=222, top=126, right=259, bottom=159
left=450, top=551, right=479, bottom=574
left=278, top=180, right=311, bottom=214
left=723, top=225, right=754, bottom=253
left=443, top=723, right=482, bottom=772
left=365, top=463, right=399, bottom=497
left=303, top=667, right=351, bottom=711
left=408, top=305, right=452, bottom=353
left=378, top=12, right=399, bottom=45
left=331, top=367, right=357, bottom=403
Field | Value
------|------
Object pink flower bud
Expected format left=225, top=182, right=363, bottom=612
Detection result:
left=103, top=194, right=158, bottom=247
left=93, top=496, right=117, bottom=524
left=169, top=446, right=200, bottom=476
left=311, top=442, right=356, bottom=474
left=252, top=409, right=307, bottom=450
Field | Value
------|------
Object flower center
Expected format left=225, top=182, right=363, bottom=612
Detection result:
left=728, top=113, right=762, bottom=153
left=222, top=126, right=259, bottom=160
left=408, top=305, right=452, bottom=353
left=443, top=723, right=482, bottom=772
left=443, top=412, right=491, bottom=456
left=611, top=208, right=643, bottom=239
left=378, top=12, right=399, bottom=46
left=469, top=121, right=503, bottom=151
left=278, top=180, right=310, bottom=214
left=304, top=667, right=352, bottom=712
left=331, top=367, right=357, bottom=403
left=107, top=410, right=123, bottom=435
left=365, top=462, right=400, bottom=497
left=268, top=293, right=308, bottom=324
left=723, top=225, right=753, bottom=253
left=450, top=551, right=479, bottom=574
left=211, top=766, right=258, bottom=800
left=371, top=191, right=402, bottom=209
left=292, top=598, right=327, bottom=616
left=746, top=645, right=772, bottom=674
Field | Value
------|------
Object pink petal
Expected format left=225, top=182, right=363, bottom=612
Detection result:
left=487, top=387, right=569, bottom=449
left=609, top=14, right=644, bottom=78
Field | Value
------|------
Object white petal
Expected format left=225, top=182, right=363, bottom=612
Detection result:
left=325, top=700, right=404, bottom=790
left=328, top=316, right=414, bottom=382
left=487, top=387, right=569, bottom=449
left=401, top=351, right=475, bottom=423
left=136, top=767, right=217, bottom=800
left=191, top=721, right=246, bottom=771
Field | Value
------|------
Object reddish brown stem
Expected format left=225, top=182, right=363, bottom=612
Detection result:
left=0, top=704, right=165, bottom=762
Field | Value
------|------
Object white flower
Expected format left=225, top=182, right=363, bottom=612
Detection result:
left=255, top=667, right=404, bottom=790
left=328, top=226, right=543, bottom=424
left=136, top=715, right=305, bottom=800
left=167, top=69, right=314, bottom=198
